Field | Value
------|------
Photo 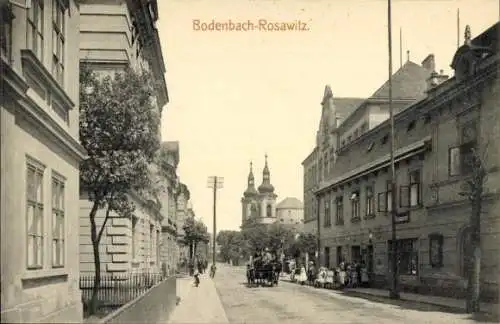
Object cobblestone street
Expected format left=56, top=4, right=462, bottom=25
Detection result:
left=212, top=265, right=494, bottom=324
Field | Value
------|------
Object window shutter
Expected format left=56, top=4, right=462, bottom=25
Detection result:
left=448, top=146, right=461, bottom=176
left=399, top=185, right=410, bottom=208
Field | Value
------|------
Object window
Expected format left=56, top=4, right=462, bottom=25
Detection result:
left=348, top=135, right=352, bottom=143
left=156, top=229, right=160, bottom=264
left=409, top=170, right=421, bottom=206
left=365, top=185, right=374, bottom=217
left=1, top=5, right=14, bottom=61
left=335, top=196, right=344, bottom=225
left=387, top=181, right=393, bottom=212
left=388, top=238, right=418, bottom=276
left=131, top=216, right=138, bottom=259
left=51, top=174, right=65, bottom=267
left=26, top=159, right=45, bottom=270
left=318, top=158, right=323, bottom=181
left=378, top=181, right=393, bottom=213
left=329, top=148, right=335, bottom=172
left=323, top=153, right=328, bottom=178
left=429, top=233, right=443, bottom=268
left=350, top=190, right=360, bottom=221
left=449, top=121, right=478, bottom=176
left=342, top=140, right=346, bottom=147
left=27, top=0, right=44, bottom=61
left=150, top=224, right=154, bottom=261
left=381, top=134, right=389, bottom=145
left=323, top=195, right=331, bottom=227
left=266, top=204, right=272, bottom=217
left=52, top=0, right=66, bottom=84
left=424, top=114, right=431, bottom=124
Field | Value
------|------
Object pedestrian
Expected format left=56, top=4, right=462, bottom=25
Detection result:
left=298, top=264, right=307, bottom=285
left=193, top=268, right=200, bottom=287
left=210, top=263, right=217, bottom=278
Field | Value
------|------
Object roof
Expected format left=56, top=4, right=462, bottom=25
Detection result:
left=370, top=61, right=430, bottom=100
left=332, top=98, right=366, bottom=119
left=276, top=197, right=303, bottom=209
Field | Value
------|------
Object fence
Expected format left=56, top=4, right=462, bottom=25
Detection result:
left=80, top=272, right=163, bottom=310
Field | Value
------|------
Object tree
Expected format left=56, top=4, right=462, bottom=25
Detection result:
left=79, top=65, right=161, bottom=314
left=240, top=217, right=270, bottom=254
left=216, top=230, right=243, bottom=263
left=182, top=217, right=209, bottom=261
left=459, top=135, right=496, bottom=313
left=288, top=232, right=318, bottom=261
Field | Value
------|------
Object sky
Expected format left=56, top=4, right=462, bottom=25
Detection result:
left=157, top=0, right=499, bottom=232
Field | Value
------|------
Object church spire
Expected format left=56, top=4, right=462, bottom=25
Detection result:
left=258, top=153, right=275, bottom=194
left=243, top=161, right=257, bottom=197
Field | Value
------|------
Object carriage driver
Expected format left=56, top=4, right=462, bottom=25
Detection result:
left=262, top=247, right=273, bottom=263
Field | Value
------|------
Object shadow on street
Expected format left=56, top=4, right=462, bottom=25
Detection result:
left=341, top=290, right=499, bottom=323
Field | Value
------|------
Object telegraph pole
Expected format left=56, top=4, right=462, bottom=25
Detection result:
left=388, top=0, right=400, bottom=299
left=207, top=176, right=224, bottom=268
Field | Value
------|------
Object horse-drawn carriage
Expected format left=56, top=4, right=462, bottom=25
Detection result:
left=246, top=249, right=282, bottom=287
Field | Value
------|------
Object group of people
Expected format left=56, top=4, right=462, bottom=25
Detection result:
left=288, top=259, right=370, bottom=288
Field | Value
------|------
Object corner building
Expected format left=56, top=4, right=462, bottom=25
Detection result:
left=1, top=1, right=86, bottom=322
left=310, top=23, right=500, bottom=300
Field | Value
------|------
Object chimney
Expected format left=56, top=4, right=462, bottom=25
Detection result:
left=426, top=69, right=449, bottom=92
left=421, top=54, right=436, bottom=72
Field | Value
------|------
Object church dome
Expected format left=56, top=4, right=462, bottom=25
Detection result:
left=244, top=162, right=258, bottom=197
left=258, top=154, right=275, bottom=194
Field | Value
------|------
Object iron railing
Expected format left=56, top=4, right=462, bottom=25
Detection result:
left=79, top=272, right=163, bottom=308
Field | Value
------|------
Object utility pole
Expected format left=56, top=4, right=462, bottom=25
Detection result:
left=207, top=176, right=224, bottom=268
left=388, top=0, right=400, bottom=299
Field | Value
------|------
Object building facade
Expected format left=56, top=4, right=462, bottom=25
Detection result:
left=302, top=88, right=364, bottom=234
left=1, top=1, right=86, bottom=322
left=158, top=141, right=180, bottom=276
left=311, top=23, right=499, bottom=299
left=276, top=197, right=304, bottom=230
left=175, top=182, right=191, bottom=263
left=78, top=0, right=170, bottom=276
left=241, top=155, right=278, bottom=226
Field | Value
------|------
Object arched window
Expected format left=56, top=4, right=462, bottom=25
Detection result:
left=250, top=204, right=258, bottom=218
left=460, top=226, right=473, bottom=278
left=266, top=204, right=272, bottom=217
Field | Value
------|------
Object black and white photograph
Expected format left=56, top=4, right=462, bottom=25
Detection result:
left=0, top=0, right=499, bottom=323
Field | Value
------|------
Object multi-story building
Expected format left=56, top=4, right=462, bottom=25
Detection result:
left=311, top=23, right=499, bottom=299
left=175, top=182, right=191, bottom=263
left=157, top=141, right=180, bottom=275
left=78, top=0, right=169, bottom=276
left=302, top=89, right=364, bottom=234
left=276, top=197, right=304, bottom=230
left=1, top=1, right=86, bottom=322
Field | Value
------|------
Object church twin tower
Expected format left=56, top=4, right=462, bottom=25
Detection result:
left=241, top=154, right=278, bottom=226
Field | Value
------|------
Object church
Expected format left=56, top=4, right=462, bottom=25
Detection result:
left=241, top=155, right=278, bottom=226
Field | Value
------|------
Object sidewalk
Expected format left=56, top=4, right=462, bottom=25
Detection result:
left=167, top=274, right=229, bottom=324
left=281, top=277, right=499, bottom=317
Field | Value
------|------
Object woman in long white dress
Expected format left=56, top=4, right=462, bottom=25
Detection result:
left=298, top=265, right=307, bottom=285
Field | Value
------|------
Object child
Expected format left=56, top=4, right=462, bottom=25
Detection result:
left=193, top=268, right=200, bottom=287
